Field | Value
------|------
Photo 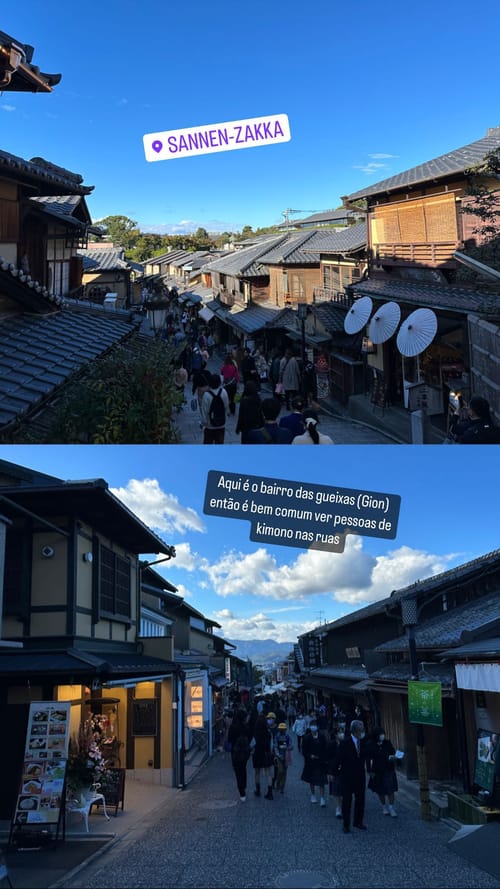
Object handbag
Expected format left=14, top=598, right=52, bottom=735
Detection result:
left=274, top=382, right=283, bottom=395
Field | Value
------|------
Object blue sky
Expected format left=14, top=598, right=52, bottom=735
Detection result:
left=2, top=445, right=498, bottom=648
left=3, top=1, right=500, bottom=233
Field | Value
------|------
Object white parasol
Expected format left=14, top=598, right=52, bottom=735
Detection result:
left=368, top=301, right=401, bottom=344
left=396, top=308, right=438, bottom=356
left=344, top=296, right=373, bottom=334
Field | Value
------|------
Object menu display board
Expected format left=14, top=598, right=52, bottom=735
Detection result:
left=474, top=729, right=497, bottom=793
left=12, top=702, right=71, bottom=830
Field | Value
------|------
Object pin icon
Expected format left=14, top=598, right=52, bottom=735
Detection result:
left=152, top=140, right=163, bottom=153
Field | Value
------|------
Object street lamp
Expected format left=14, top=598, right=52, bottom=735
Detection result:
left=297, top=303, right=308, bottom=402
left=401, top=595, right=432, bottom=821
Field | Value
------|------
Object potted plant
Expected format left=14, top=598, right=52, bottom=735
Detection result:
left=67, top=720, right=108, bottom=802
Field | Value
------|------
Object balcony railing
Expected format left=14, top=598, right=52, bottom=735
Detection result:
left=312, top=288, right=353, bottom=307
left=374, top=241, right=459, bottom=267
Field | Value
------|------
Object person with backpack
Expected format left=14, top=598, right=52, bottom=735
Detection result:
left=200, top=373, right=230, bottom=444
left=227, top=709, right=253, bottom=802
left=191, top=361, right=212, bottom=411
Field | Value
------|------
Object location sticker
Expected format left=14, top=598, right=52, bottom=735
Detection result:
left=143, top=113, right=291, bottom=162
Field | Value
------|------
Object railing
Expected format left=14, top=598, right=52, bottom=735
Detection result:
left=312, top=288, right=353, bottom=307
left=374, top=241, right=459, bottom=266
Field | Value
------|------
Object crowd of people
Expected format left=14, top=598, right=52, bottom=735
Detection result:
left=221, top=694, right=402, bottom=832
left=175, top=338, right=333, bottom=445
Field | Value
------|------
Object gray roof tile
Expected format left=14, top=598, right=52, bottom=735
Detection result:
left=202, top=235, right=287, bottom=276
left=0, top=149, right=92, bottom=195
left=302, top=222, right=367, bottom=254
left=77, top=248, right=129, bottom=271
left=345, top=127, right=500, bottom=201
left=258, top=230, right=323, bottom=264
left=350, top=277, right=500, bottom=315
left=0, top=311, right=132, bottom=428
left=375, top=593, right=500, bottom=653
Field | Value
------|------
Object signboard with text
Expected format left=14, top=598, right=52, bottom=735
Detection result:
left=408, top=681, right=443, bottom=727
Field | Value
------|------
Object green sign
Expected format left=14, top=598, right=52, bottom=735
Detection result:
left=408, top=681, right=443, bottom=726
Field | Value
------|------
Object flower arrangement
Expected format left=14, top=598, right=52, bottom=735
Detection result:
left=67, top=719, right=108, bottom=794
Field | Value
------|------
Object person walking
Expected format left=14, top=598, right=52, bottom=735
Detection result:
left=235, top=381, right=263, bottom=443
left=286, top=700, right=296, bottom=729
left=241, top=348, right=260, bottom=389
left=291, top=409, right=334, bottom=444
left=200, top=373, right=230, bottom=444
left=301, top=720, right=328, bottom=806
left=227, top=709, right=253, bottom=802
left=334, top=718, right=369, bottom=833
left=303, top=360, right=318, bottom=407
left=220, top=353, right=240, bottom=416
left=292, top=711, right=307, bottom=754
left=173, top=362, right=188, bottom=412
left=246, top=398, right=293, bottom=444
left=252, top=712, right=276, bottom=800
left=366, top=726, right=399, bottom=817
left=273, top=723, right=293, bottom=794
left=191, top=360, right=212, bottom=410
left=279, top=348, right=302, bottom=410
left=279, top=397, right=306, bottom=439
left=326, top=726, right=345, bottom=819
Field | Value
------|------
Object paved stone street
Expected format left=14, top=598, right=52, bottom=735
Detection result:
left=171, top=353, right=395, bottom=446
left=63, top=747, right=500, bottom=889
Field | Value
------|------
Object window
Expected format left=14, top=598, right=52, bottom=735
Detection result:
left=99, top=545, right=131, bottom=618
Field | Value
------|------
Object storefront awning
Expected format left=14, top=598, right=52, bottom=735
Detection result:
left=198, top=306, right=215, bottom=322
left=455, top=663, right=500, bottom=693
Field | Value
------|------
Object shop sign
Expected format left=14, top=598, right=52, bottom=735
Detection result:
left=12, top=701, right=71, bottom=833
left=474, top=730, right=497, bottom=793
left=408, top=680, right=442, bottom=726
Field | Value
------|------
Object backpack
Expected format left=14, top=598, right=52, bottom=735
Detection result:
left=232, top=734, right=250, bottom=763
left=191, top=349, right=203, bottom=371
left=208, top=389, right=226, bottom=427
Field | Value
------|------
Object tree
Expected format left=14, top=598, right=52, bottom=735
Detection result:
left=240, top=225, right=254, bottom=240
left=127, top=233, right=165, bottom=262
left=194, top=227, right=209, bottom=240
left=95, top=215, right=138, bottom=249
left=459, top=147, right=500, bottom=279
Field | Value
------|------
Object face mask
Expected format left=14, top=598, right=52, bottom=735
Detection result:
left=310, top=726, right=318, bottom=734
left=359, top=732, right=365, bottom=740
left=338, top=733, right=345, bottom=741
left=379, top=735, right=385, bottom=743
left=267, top=720, right=274, bottom=726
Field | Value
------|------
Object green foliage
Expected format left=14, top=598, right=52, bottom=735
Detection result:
left=95, top=214, right=139, bottom=249
left=126, top=233, right=166, bottom=262
left=44, top=336, right=181, bottom=443
left=462, top=148, right=500, bottom=241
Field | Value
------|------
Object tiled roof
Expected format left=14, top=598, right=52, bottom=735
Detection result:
left=0, top=257, right=63, bottom=311
left=307, top=664, right=368, bottom=681
left=0, top=311, right=133, bottom=429
left=290, top=209, right=366, bottom=225
left=202, top=235, right=287, bottom=276
left=310, top=302, right=349, bottom=333
left=350, top=277, right=500, bottom=315
left=374, top=593, right=500, bottom=653
left=345, top=127, right=500, bottom=201
left=440, top=637, right=500, bottom=659
left=369, top=662, right=454, bottom=686
left=77, top=248, right=129, bottom=271
left=30, top=195, right=81, bottom=214
left=222, top=303, right=283, bottom=334
left=143, top=250, right=188, bottom=265
left=258, top=230, right=323, bottom=264
left=0, top=149, right=92, bottom=195
left=302, top=222, right=367, bottom=254
left=299, top=549, right=500, bottom=638
left=0, top=29, right=61, bottom=92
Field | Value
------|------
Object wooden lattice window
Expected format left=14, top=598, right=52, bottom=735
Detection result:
left=99, top=544, right=131, bottom=618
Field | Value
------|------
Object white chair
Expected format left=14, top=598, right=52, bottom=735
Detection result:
left=66, top=787, right=111, bottom=833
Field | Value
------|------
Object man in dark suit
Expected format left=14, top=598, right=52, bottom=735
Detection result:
left=334, top=719, right=368, bottom=833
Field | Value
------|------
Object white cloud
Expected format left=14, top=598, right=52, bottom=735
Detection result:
left=212, top=608, right=318, bottom=643
left=200, top=537, right=456, bottom=607
left=109, top=478, right=206, bottom=535
left=164, top=542, right=198, bottom=571
left=353, top=162, right=388, bottom=175
left=1, top=104, right=16, bottom=112
left=116, top=98, right=128, bottom=107
left=369, top=153, right=399, bottom=159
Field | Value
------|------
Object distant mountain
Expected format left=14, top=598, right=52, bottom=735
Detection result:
left=229, top=639, right=295, bottom=667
